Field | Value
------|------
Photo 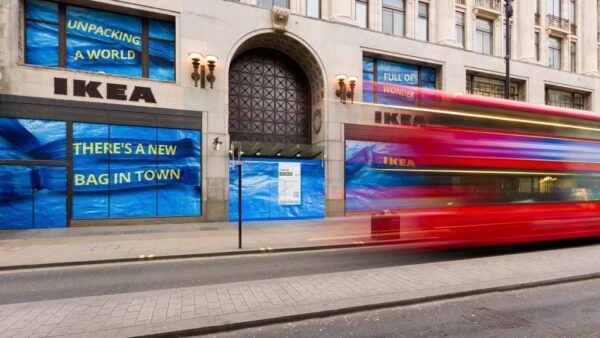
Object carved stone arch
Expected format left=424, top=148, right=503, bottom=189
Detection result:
left=228, top=32, right=326, bottom=145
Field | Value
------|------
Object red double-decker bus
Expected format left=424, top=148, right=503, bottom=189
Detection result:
left=345, top=88, right=600, bottom=248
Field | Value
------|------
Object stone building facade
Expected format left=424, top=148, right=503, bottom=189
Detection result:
left=1, top=0, right=599, bottom=228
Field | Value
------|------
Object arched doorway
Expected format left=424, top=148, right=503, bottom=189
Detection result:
left=228, top=48, right=311, bottom=144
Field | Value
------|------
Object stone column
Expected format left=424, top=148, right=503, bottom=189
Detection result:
left=581, top=0, right=598, bottom=74
left=516, top=0, right=536, bottom=61
left=435, top=0, right=456, bottom=45
left=327, top=0, right=354, bottom=25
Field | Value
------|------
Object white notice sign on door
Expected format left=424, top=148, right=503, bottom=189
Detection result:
left=278, top=162, right=301, bottom=205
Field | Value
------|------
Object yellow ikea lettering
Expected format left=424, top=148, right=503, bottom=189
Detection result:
left=74, top=173, right=109, bottom=186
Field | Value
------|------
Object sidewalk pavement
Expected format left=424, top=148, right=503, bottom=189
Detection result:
left=0, top=217, right=376, bottom=270
left=2, top=242, right=600, bottom=337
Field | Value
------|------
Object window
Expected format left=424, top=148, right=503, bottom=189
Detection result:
left=546, top=88, right=586, bottom=110
left=356, top=0, right=368, bottom=29
left=547, top=0, right=561, bottom=17
left=259, top=0, right=289, bottom=8
left=466, top=74, right=521, bottom=101
left=475, top=18, right=493, bottom=55
left=455, top=12, right=465, bottom=48
left=307, top=0, right=320, bottom=18
left=417, top=2, right=429, bottom=41
left=25, top=0, right=175, bottom=81
left=382, top=0, right=404, bottom=36
left=362, top=56, right=436, bottom=106
left=570, top=41, right=576, bottom=72
left=72, top=123, right=202, bottom=219
left=535, top=32, right=541, bottom=61
left=548, top=36, right=562, bottom=69
left=570, top=0, right=576, bottom=23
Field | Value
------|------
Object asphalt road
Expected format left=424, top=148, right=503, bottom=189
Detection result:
left=0, top=238, right=596, bottom=305
left=206, top=277, right=600, bottom=338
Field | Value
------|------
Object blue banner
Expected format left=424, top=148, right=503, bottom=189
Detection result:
left=362, top=57, right=436, bottom=106
left=72, top=123, right=201, bottom=219
left=229, top=158, right=325, bottom=221
left=26, top=0, right=175, bottom=81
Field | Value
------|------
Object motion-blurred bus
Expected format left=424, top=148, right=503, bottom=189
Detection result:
left=345, top=87, right=600, bottom=248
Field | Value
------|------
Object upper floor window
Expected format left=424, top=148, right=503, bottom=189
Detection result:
left=25, top=0, right=175, bottom=81
left=475, top=18, right=493, bottom=55
left=356, top=0, right=368, bottom=29
left=569, top=0, right=576, bottom=23
left=417, top=2, right=429, bottom=41
left=548, top=36, right=562, bottom=69
left=382, top=0, right=404, bottom=36
left=535, top=32, right=541, bottom=61
left=466, top=74, right=521, bottom=101
left=547, top=0, right=561, bottom=17
left=570, top=41, right=576, bottom=72
left=307, top=0, right=320, bottom=18
left=455, top=12, right=465, bottom=48
left=546, top=88, right=586, bottom=110
left=259, top=0, right=289, bottom=9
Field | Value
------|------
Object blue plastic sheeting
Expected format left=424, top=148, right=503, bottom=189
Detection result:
left=0, top=118, right=66, bottom=160
left=25, top=0, right=59, bottom=67
left=345, top=139, right=427, bottom=212
left=362, top=56, right=436, bottom=106
left=229, top=158, right=325, bottom=221
left=0, top=165, right=67, bottom=229
left=25, top=0, right=175, bottom=81
left=72, top=123, right=201, bottom=219
left=0, top=118, right=67, bottom=229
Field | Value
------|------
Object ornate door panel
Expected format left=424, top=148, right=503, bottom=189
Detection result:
left=229, top=49, right=311, bottom=144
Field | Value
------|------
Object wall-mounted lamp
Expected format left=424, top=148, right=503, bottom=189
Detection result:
left=335, top=74, right=358, bottom=104
left=188, top=52, right=218, bottom=89
left=212, top=137, right=223, bottom=151
left=205, top=55, right=218, bottom=89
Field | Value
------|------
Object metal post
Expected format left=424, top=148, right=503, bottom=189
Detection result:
left=237, top=159, right=242, bottom=249
left=504, top=0, right=513, bottom=99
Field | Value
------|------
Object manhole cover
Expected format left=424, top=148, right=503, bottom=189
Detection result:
left=463, top=307, right=531, bottom=329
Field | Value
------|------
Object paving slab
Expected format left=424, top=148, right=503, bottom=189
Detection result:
left=1, top=243, right=600, bottom=337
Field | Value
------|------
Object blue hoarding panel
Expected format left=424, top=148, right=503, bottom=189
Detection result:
left=149, top=40, right=175, bottom=81
left=66, top=6, right=142, bottom=77
left=108, top=125, right=157, bottom=218
left=33, top=166, right=66, bottom=228
left=149, top=19, right=175, bottom=40
left=26, top=21, right=59, bottom=67
left=73, top=122, right=109, bottom=219
left=26, top=0, right=58, bottom=22
left=229, top=158, right=325, bottom=221
left=72, top=123, right=202, bottom=220
left=157, top=128, right=201, bottom=217
left=345, top=139, right=427, bottom=211
left=0, top=166, right=33, bottom=229
left=362, top=57, right=437, bottom=106
left=0, top=118, right=66, bottom=161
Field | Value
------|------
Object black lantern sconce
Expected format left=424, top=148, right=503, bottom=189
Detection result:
left=335, top=74, right=358, bottom=104
left=188, top=52, right=219, bottom=89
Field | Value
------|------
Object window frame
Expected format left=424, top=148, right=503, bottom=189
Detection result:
left=306, top=0, right=321, bottom=18
left=356, top=0, right=369, bottom=29
left=455, top=11, right=465, bottom=48
left=570, top=41, right=576, bottom=72
left=475, top=17, right=493, bottom=55
left=417, top=2, right=429, bottom=41
left=382, top=0, right=404, bottom=36
left=259, top=0, right=290, bottom=9
left=545, top=88, right=586, bottom=110
left=466, top=73, right=521, bottom=101
left=548, top=36, right=562, bottom=70
left=23, top=0, right=176, bottom=82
